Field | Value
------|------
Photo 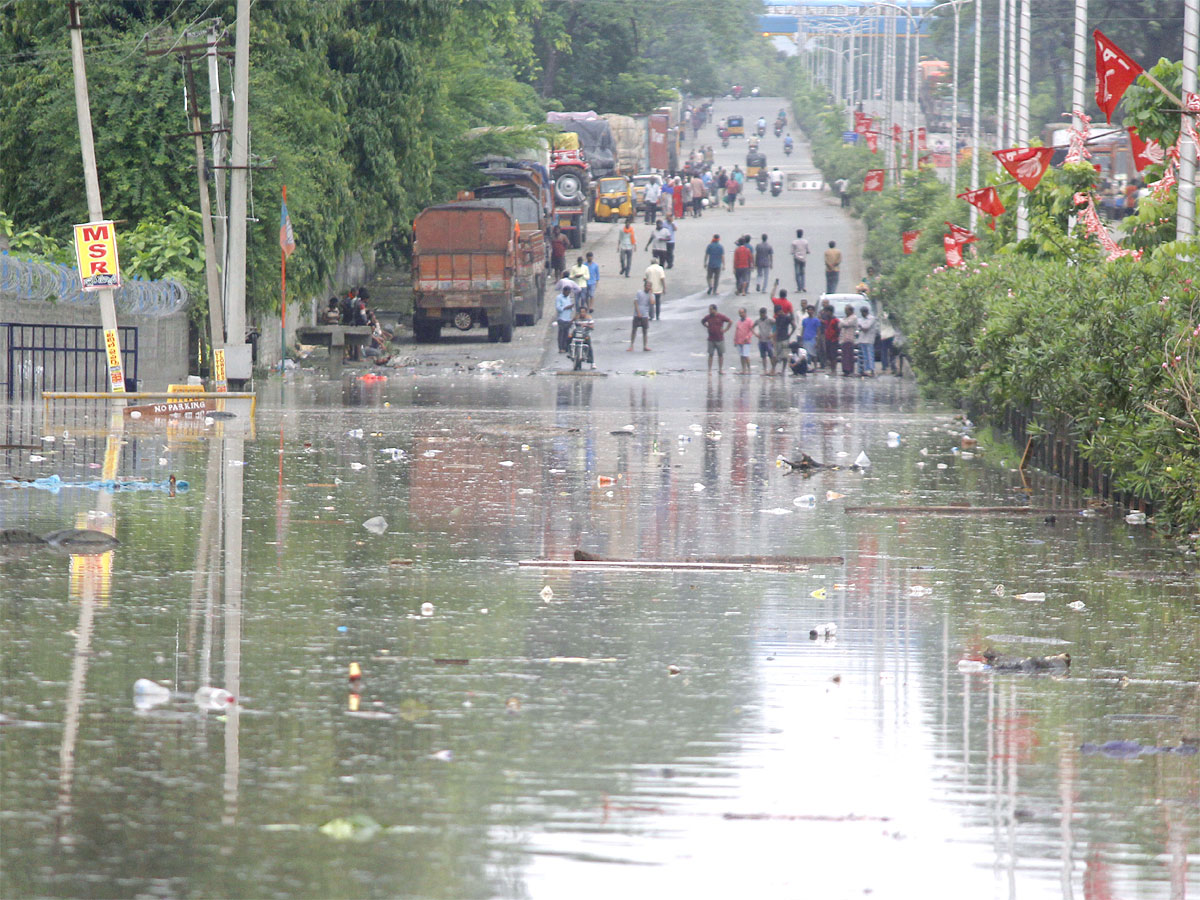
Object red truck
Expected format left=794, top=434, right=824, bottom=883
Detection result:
left=412, top=204, right=533, bottom=343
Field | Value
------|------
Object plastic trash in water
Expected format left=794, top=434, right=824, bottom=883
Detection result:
left=854, top=451, right=871, bottom=468
left=498, top=460, right=515, bottom=467
left=936, top=463, right=949, bottom=470
left=957, top=659, right=988, bottom=674
left=693, top=482, right=706, bottom=492
left=477, top=360, right=503, bottom=370
left=1124, top=511, right=1147, bottom=525
left=597, top=475, right=615, bottom=487
left=133, top=678, right=171, bottom=710
left=906, top=585, right=933, bottom=598
left=762, top=507, right=792, bottom=515
left=809, top=622, right=837, bottom=639
left=793, top=495, right=817, bottom=508
left=992, top=584, right=1005, bottom=597
left=1068, top=600, right=1086, bottom=611
left=539, top=585, right=554, bottom=601
left=194, top=686, right=236, bottom=711
left=349, top=662, right=362, bottom=682
left=810, top=588, right=827, bottom=600
left=420, top=602, right=434, bottom=616
left=362, top=516, right=388, bottom=535
left=349, top=462, right=366, bottom=471
left=825, top=490, right=845, bottom=501
left=886, top=432, right=901, bottom=448
left=319, top=814, right=381, bottom=842
left=347, top=429, right=364, bottom=439
left=1014, top=592, right=1046, bottom=602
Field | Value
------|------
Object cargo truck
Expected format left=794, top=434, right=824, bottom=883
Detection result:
left=411, top=204, right=524, bottom=343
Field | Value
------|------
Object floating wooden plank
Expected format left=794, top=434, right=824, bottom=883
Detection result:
left=844, top=506, right=1074, bottom=515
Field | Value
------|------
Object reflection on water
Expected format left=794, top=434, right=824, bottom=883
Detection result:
left=1, top=378, right=1197, bottom=899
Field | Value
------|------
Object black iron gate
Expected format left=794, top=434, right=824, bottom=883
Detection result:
left=1, top=323, right=138, bottom=401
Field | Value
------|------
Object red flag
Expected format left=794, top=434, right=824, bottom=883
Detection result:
left=863, top=169, right=885, bottom=192
left=854, top=112, right=872, bottom=135
left=945, top=221, right=978, bottom=244
left=917, top=127, right=928, bottom=150
left=957, top=185, right=1006, bottom=217
left=892, top=123, right=902, bottom=144
left=865, top=131, right=879, bottom=154
left=993, top=146, right=1055, bottom=191
left=902, top=230, right=921, bottom=254
left=1127, top=126, right=1165, bottom=172
left=1094, top=29, right=1143, bottom=124
left=943, top=235, right=965, bottom=268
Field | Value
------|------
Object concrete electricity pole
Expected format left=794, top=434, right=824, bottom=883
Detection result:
left=207, top=24, right=228, bottom=286
left=67, top=0, right=124, bottom=393
left=1178, top=0, right=1199, bottom=241
left=997, top=0, right=1008, bottom=152
left=224, top=0, right=252, bottom=384
left=1016, top=0, right=1031, bottom=239
left=969, top=0, right=982, bottom=230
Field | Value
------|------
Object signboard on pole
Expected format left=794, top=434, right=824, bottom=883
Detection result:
left=72, top=221, right=122, bottom=291
left=649, top=114, right=669, bottom=170
left=102, top=328, right=126, bottom=393
left=213, top=348, right=228, bottom=393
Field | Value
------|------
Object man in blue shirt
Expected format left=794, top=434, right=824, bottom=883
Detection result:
left=799, top=305, right=821, bottom=362
left=585, top=252, right=600, bottom=312
left=704, top=234, right=724, bottom=295
left=555, top=285, right=576, bottom=353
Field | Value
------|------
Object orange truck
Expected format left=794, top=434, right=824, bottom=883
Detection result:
left=411, top=204, right=540, bottom=343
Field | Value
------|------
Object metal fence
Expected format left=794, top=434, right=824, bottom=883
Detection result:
left=0, top=255, right=188, bottom=317
left=1, top=323, right=138, bottom=401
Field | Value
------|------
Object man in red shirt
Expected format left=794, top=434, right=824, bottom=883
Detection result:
left=701, top=303, right=732, bottom=374
left=732, top=236, right=754, bottom=296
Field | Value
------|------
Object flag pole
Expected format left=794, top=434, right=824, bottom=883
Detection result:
left=280, top=184, right=287, bottom=373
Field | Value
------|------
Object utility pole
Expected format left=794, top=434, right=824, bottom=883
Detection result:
left=1178, top=0, right=1198, bottom=241
left=67, top=0, right=124, bottom=394
left=997, top=0, right=1007, bottom=152
left=184, top=60, right=226, bottom=352
left=969, top=0, right=981, bottom=231
left=1007, top=0, right=1018, bottom=157
left=950, top=1, right=961, bottom=200
left=207, top=23, right=228, bottom=289
left=1017, top=0, right=1031, bottom=239
left=224, top=0, right=252, bottom=384
left=1071, top=0, right=1087, bottom=131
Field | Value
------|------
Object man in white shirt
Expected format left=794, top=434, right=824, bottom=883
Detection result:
left=643, top=258, right=667, bottom=321
left=790, top=228, right=810, bottom=293
left=642, top=179, right=662, bottom=224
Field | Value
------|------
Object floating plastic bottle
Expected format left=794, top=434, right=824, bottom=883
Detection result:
left=1014, top=592, right=1046, bottom=602
left=793, top=495, right=816, bottom=508
left=194, top=686, right=236, bottom=711
left=133, top=679, right=171, bottom=710
left=956, top=659, right=987, bottom=674
left=1124, top=511, right=1147, bottom=525
left=809, top=622, right=837, bottom=639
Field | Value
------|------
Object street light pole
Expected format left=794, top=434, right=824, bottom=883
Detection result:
left=950, top=2, right=961, bottom=199
left=969, top=0, right=982, bottom=230
left=1178, top=0, right=1198, bottom=241
left=1017, top=0, right=1031, bottom=239
left=997, top=0, right=1008, bottom=151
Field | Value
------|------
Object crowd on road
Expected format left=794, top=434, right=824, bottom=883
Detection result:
left=549, top=216, right=903, bottom=378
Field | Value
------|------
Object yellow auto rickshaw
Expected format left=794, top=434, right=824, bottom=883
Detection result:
left=593, top=176, right=634, bottom=222
left=727, top=114, right=745, bottom=138
left=746, top=152, right=767, bottom=179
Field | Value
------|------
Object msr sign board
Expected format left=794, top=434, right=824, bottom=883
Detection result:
left=73, top=221, right=122, bottom=291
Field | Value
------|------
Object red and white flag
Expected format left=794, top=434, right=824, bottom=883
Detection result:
left=917, top=126, right=928, bottom=150
left=1127, top=126, right=1164, bottom=172
left=902, top=230, right=921, bottom=254
left=943, top=235, right=965, bottom=268
left=957, top=185, right=1006, bottom=218
left=863, top=169, right=885, bottom=192
left=854, top=112, right=872, bottom=135
left=993, top=146, right=1055, bottom=191
left=865, top=131, right=879, bottom=154
left=944, top=221, right=978, bottom=244
left=1094, top=29, right=1143, bottom=124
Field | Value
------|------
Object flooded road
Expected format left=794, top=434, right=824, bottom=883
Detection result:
left=2, top=371, right=1196, bottom=900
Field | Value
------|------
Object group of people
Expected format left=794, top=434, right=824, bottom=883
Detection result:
left=702, top=232, right=776, bottom=296
left=323, top=287, right=391, bottom=361
left=786, top=229, right=843, bottom=294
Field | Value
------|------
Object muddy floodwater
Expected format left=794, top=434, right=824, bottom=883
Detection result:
left=2, top=372, right=1197, bottom=900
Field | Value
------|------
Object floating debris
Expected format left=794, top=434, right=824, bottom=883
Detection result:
left=362, top=516, right=388, bottom=535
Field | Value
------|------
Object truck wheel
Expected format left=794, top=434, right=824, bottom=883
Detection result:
left=554, top=167, right=587, bottom=204
left=569, top=228, right=582, bottom=250
left=499, top=322, right=514, bottom=343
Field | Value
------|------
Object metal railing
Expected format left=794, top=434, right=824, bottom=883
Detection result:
left=1, top=323, right=138, bottom=401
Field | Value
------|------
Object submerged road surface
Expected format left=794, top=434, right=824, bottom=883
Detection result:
left=2, top=100, right=1197, bottom=900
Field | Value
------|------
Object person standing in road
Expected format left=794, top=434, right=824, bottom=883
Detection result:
left=704, top=234, right=725, bottom=295
left=644, top=257, right=666, bottom=321
left=555, top=285, right=576, bottom=353
left=753, top=307, right=775, bottom=373
left=664, top=217, right=677, bottom=269
left=568, top=257, right=590, bottom=312
left=618, top=219, right=636, bottom=277
left=690, top=173, right=705, bottom=217
left=643, top=178, right=662, bottom=224
left=824, top=240, right=842, bottom=294
left=628, top=279, right=653, bottom=352
left=550, top=227, right=569, bottom=275
left=856, top=304, right=878, bottom=376
left=584, top=251, right=599, bottom=312
left=724, top=175, right=740, bottom=211
left=838, top=303, right=859, bottom=375
left=649, top=220, right=670, bottom=266
left=733, top=237, right=753, bottom=296
left=835, top=177, right=850, bottom=208
left=673, top=177, right=686, bottom=220
left=822, top=301, right=840, bottom=373
left=754, top=233, right=773, bottom=292
left=800, top=305, right=821, bottom=363
left=701, top=303, right=732, bottom=374
left=770, top=291, right=796, bottom=375
left=790, top=229, right=809, bottom=292
left=733, top=307, right=754, bottom=374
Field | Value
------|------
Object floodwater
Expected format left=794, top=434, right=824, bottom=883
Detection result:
left=1, top=372, right=1197, bottom=900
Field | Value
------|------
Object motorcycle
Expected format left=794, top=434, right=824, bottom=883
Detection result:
left=774, top=122, right=783, bottom=138
left=756, top=123, right=766, bottom=138
left=756, top=172, right=768, bottom=193
left=770, top=181, right=783, bottom=197
left=784, top=141, right=793, bottom=156
left=568, top=323, right=593, bottom=371
left=721, top=133, right=729, bottom=148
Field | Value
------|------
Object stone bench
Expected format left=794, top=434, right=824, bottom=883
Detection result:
left=295, top=326, right=374, bottom=377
